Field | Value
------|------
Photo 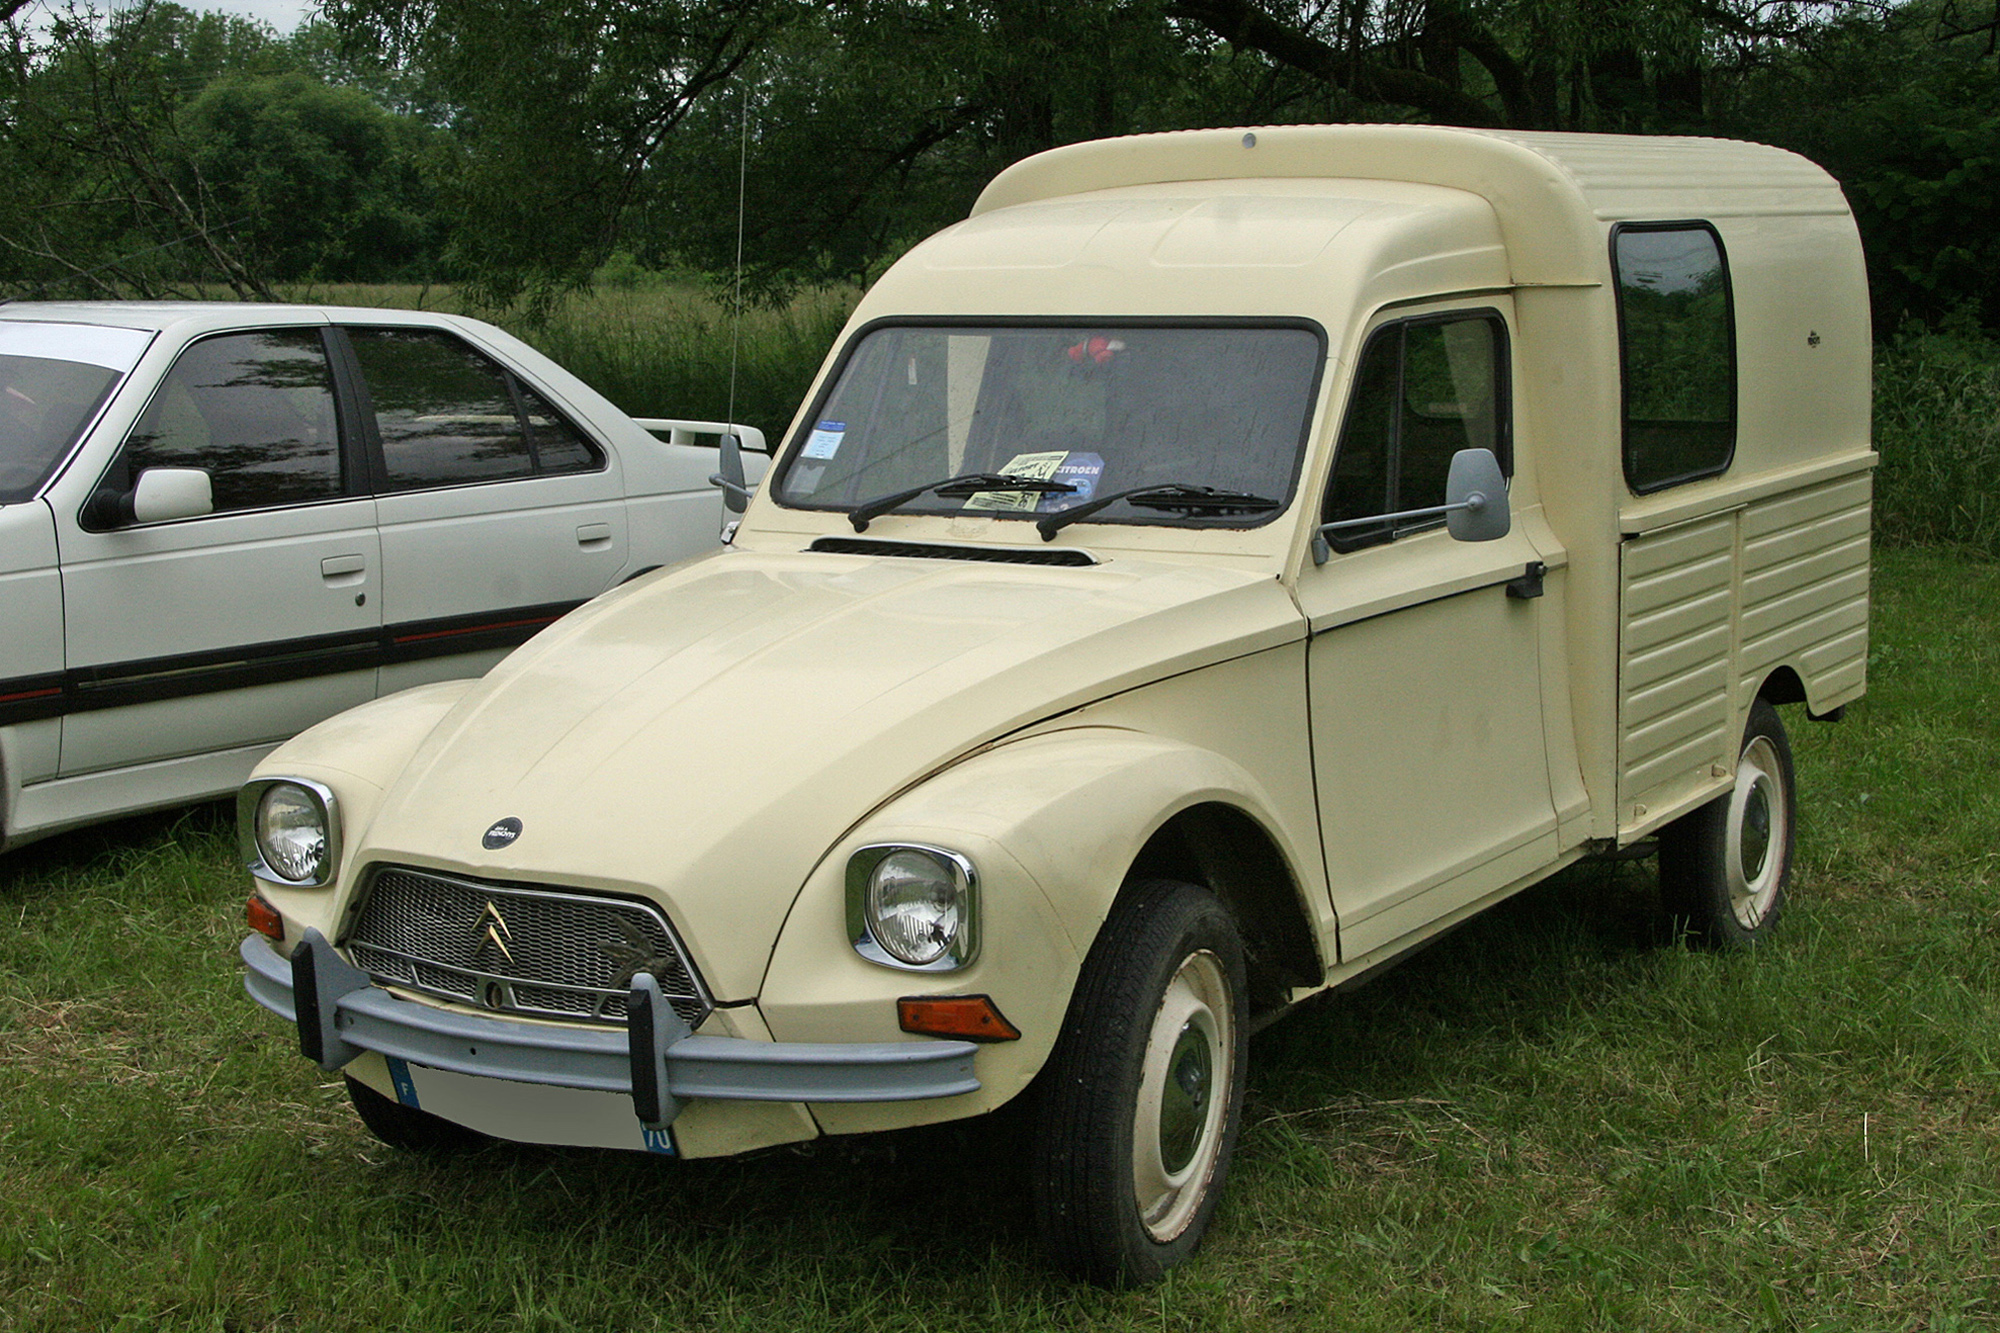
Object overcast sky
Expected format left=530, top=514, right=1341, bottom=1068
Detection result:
left=198, top=0, right=317, bottom=31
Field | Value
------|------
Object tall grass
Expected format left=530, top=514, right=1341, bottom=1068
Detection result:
left=522, top=285, right=857, bottom=446
left=1873, top=329, right=2000, bottom=554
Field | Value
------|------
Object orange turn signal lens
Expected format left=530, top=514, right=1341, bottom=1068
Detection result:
left=897, top=994, right=1021, bottom=1043
left=246, top=893, right=285, bottom=942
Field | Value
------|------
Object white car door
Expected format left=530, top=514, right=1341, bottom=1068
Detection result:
left=339, top=325, right=630, bottom=695
left=0, top=320, right=148, bottom=826
left=55, top=326, right=381, bottom=780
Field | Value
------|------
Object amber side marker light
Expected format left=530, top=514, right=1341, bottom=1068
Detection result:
left=247, top=893, right=285, bottom=942
left=898, top=995, right=1021, bottom=1042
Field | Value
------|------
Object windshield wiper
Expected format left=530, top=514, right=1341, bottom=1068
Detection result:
left=848, top=471, right=1078, bottom=532
left=1035, top=484, right=1281, bottom=540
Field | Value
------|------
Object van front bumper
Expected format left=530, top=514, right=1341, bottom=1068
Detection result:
left=241, top=930, right=980, bottom=1129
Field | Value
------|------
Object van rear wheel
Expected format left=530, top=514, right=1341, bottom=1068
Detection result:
left=1032, top=880, right=1247, bottom=1287
left=1659, top=698, right=1795, bottom=948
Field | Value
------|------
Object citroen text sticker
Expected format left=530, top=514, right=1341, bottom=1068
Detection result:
left=1043, top=452, right=1105, bottom=510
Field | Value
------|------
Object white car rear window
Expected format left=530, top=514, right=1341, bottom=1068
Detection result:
left=0, top=321, right=154, bottom=372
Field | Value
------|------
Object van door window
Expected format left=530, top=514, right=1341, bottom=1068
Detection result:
left=112, top=329, right=344, bottom=516
left=1322, top=312, right=1509, bottom=550
left=1614, top=223, right=1736, bottom=493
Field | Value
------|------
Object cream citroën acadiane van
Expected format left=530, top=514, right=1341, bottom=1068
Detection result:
left=237, top=125, right=1871, bottom=1285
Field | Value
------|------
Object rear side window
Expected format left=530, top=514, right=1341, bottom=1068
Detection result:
left=346, top=328, right=603, bottom=491
left=1615, top=224, right=1736, bottom=493
left=1323, top=311, right=1510, bottom=550
left=118, top=330, right=343, bottom=514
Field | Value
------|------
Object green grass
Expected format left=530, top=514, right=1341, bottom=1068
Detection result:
left=4, top=546, right=1996, bottom=1330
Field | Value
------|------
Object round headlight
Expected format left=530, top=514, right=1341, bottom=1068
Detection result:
left=866, top=848, right=969, bottom=967
left=255, top=782, right=329, bottom=884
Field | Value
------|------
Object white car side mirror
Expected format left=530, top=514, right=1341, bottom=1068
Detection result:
left=132, top=468, right=213, bottom=524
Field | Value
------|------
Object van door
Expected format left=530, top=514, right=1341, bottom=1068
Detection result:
left=56, top=327, right=380, bottom=779
left=1296, top=305, right=1560, bottom=961
left=340, top=326, right=628, bottom=695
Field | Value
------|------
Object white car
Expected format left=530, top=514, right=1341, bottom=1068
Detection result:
left=0, top=303, right=757, bottom=851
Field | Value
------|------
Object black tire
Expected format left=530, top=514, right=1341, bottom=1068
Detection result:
left=1659, top=697, right=1796, bottom=948
left=1033, top=880, right=1248, bottom=1287
left=345, top=1074, right=489, bottom=1155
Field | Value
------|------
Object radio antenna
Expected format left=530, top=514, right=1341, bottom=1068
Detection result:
left=724, top=75, right=750, bottom=441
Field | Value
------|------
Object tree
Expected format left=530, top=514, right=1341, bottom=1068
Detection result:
left=0, top=1, right=442, bottom=298
left=1717, top=0, right=2000, bottom=333
left=182, top=73, right=437, bottom=282
left=319, top=0, right=787, bottom=309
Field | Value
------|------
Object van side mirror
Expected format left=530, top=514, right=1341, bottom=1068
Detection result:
left=1312, top=448, right=1510, bottom=564
left=712, top=430, right=752, bottom=515
left=132, top=468, right=214, bottom=523
left=1444, top=448, right=1509, bottom=543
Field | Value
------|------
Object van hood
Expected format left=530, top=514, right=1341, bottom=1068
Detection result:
left=357, top=546, right=1305, bottom=998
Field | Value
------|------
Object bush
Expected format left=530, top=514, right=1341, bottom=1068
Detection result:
left=521, top=284, right=856, bottom=447
left=1873, top=326, right=2000, bottom=555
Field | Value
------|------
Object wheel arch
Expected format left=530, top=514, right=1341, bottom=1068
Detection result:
left=1756, top=664, right=1807, bottom=708
left=1127, top=802, right=1324, bottom=1018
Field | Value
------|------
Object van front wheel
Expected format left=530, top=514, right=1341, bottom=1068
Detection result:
left=1032, top=880, right=1247, bottom=1287
left=1660, top=698, right=1796, bottom=948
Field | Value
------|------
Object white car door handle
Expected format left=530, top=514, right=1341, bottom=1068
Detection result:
left=321, top=554, right=367, bottom=580
left=576, top=523, right=613, bottom=548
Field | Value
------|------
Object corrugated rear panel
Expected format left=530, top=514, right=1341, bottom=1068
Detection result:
left=1738, top=474, right=1873, bottom=708
left=1619, top=515, right=1735, bottom=814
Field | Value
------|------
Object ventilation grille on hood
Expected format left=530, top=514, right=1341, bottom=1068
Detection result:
left=808, top=536, right=1097, bottom=566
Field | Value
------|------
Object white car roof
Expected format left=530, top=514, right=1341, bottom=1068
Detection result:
left=0, top=301, right=478, bottom=336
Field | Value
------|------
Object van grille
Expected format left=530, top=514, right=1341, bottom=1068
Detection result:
left=345, top=867, right=710, bottom=1028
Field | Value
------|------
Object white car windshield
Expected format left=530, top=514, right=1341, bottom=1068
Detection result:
left=774, top=323, right=1323, bottom=531
left=0, top=322, right=152, bottom=504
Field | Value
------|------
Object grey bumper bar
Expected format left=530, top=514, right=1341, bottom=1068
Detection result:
left=241, top=931, right=980, bottom=1128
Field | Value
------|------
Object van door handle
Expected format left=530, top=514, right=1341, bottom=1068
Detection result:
left=321, top=554, right=367, bottom=581
left=1506, top=561, right=1546, bottom=599
left=576, top=523, right=613, bottom=549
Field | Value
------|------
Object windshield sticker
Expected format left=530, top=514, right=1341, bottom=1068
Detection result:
left=961, top=450, right=1069, bottom=513
left=1041, top=452, right=1104, bottom=511
left=802, top=421, right=846, bottom=460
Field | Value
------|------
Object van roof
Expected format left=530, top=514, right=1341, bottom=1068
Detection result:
left=973, top=125, right=1851, bottom=287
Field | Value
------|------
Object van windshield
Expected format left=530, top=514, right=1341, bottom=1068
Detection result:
left=774, top=323, right=1323, bottom=530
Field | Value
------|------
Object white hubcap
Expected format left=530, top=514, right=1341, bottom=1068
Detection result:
left=1727, top=735, right=1788, bottom=930
left=1132, top=949, right=1233, bottom=1242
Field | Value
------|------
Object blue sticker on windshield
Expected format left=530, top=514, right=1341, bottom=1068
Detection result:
left=1042, top=452, right=1105, bottom=510
left=803, top=421, right=846, bottom=460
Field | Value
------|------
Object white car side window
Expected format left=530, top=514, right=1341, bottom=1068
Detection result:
left=116, top=329, right=344, bottom=516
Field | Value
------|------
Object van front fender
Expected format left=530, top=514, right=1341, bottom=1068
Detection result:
left=758, top=725, right=1295, bottom=1130
left=245, top=679, right=478, bottom=925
